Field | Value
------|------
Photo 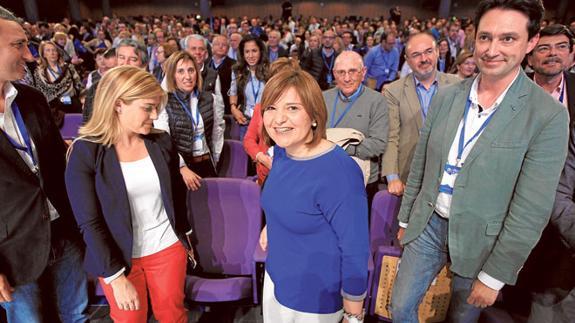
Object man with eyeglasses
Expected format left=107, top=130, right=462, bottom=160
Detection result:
left=317, top=30, right=339, bottom=90
left=382, top=32, right=459, bottom=197
left=323, top=51, right=389, bottom=205
left=504, top=24, right=575, bottom=322
left=527, top=24, right=575, bottom=119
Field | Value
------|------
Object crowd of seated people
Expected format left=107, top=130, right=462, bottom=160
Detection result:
left=2, top=0, right=575, bottom=322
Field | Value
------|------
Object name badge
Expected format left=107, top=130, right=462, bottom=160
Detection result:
left=327, top=74, right=333, bottom=84
left=60, top=95, right=72, bottom=105
left=192, top=134, right=204, bottom=153
left=384, top=68, right=389, bottom=75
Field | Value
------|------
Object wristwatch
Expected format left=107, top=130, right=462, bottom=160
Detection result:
left=343, top=309, right=365, bottom=323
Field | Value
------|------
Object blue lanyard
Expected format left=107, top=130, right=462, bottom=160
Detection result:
left=379, top=47, right=392, bottom=67
left=269, top=50, right=278, bottom=62
left=47, top=65, right=62, bottom=80
left=321, top=50, right=335, bottom=72
left=1, top=101, right=37, bottom=168
left=456, top=99, right=497, bottom=164
left=331, top=85, right=363, bottom=128
left=250, top=75, right=261, bottom=103
left=174, top=91, right=200, bottom=129
left=415, top=79, right=438, bottom=120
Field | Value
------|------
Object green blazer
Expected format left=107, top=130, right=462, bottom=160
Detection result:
left=399, top=70, right=569, bottom=285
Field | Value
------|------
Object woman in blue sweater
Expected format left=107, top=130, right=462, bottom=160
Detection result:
left=259, top=68, right=369, bottom=322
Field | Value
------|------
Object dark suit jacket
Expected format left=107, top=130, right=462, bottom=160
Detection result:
left=65, top=131, right=192, bottom=278
left=267, top=46, right=288, bottom=61
left=528, top=71, right=575, bottom=122
left=0, top=83, right=78, bottom=286
left=213, top=56, right=236, bottom=114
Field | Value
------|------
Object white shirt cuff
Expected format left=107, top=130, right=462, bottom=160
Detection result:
left=477, top=271, right=505, bottom=291
left=103, top=267, right=126, bottom=285
left=399, top=222, right=408, bottom=228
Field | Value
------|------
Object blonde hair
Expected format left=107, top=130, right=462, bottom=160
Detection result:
left=260, top=68, right=326, bottom=147
left=38, top=41, right=63, bottom=69
left=163, top=50, right=203, bottom=93
left=78, top=66, right=167, bottom=146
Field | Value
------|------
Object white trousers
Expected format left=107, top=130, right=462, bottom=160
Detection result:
left=262, top=271, right=344, bottom=323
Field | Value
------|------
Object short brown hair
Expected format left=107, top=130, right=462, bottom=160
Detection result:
left=260, top=69, right=326, bottom=147
left=163, top=50, right=203, bottom=93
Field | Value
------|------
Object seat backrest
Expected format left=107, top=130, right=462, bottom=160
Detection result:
left=187, top=178, right=262, bottom=275
left=224, top=114, right=241, bottom=140
left=218, top=139, right=248, bottom=178
left=60, top=113, right=83, bottom=139
left=370, top=190, right=401, bottom=253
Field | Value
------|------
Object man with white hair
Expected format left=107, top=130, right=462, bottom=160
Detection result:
left=322, top=51, right=389, bottom=204
left=267, top=30, right=288, bottom=63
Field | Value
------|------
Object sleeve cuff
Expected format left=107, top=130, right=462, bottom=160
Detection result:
left=399, top=222, right=408, bottom=228
left=477, top=271, right=505, bottom=291
left=386, top=174, right=400, bottom=182
left=103, top=267, right=126, bottom=285
left=341, top=289, right=367, bottom=302
left=178, top=154, right=186, bottom=168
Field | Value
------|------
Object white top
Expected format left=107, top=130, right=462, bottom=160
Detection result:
left=119, top=155, right=179, bottom=258
left=0, top=82, right=59, bottom=221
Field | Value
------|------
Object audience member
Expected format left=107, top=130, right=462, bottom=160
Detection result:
left=391, top=1, right=569, bottom=322
left=0, top=6, right=88, bottom=322
left=382, top=32, right=459, bottom=196
left=323, top=51, right=389, bottom=204
left=229, top=35, right=269, bottom=140
left=66, top=66, right=193, bottom=322
left=260, top=67, right=368, bottom=323
left=364, top=32, right=399, bottom=91
left=155, top=51, right=224, bottom=187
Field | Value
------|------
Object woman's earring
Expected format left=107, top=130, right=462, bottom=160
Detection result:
left=312, top=121, right=318, bottom=128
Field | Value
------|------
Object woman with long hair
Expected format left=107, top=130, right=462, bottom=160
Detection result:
left=65, top=66, right=193, bottom=322
left=154, top=51, right=225, bottom=190
left=437, top=38, right=454, bottom=73
left=29, top=40, right=83, bottom=127
left=229, top=35, right=269, bottom=140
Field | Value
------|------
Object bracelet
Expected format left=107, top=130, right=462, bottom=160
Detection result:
left=343, top=309, right=365, bottom=323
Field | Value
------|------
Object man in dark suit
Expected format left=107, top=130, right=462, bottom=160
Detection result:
left=527, top=24, right=575, bottom=120
left=267, top=30, right=288, bottom=63
left=505, top=24, right=575, bottom=322
left=0, top=6, right=88, bottom=322
left=210, top=34, right=236, bottom=114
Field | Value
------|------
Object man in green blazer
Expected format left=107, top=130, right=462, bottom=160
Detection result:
left=391, top=0, right=570, bottom=322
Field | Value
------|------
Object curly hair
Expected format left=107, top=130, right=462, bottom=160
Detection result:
left=232, top=34, right=269, bottom=97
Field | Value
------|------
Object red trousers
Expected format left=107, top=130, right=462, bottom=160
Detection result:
left=99, top=242, right=188, bottom=323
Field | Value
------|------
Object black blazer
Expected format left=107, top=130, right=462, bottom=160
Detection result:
left=65, top=131, right=192, bottom=278
left=0, top=83, right=79, bottom=286
left=267, top=46, right=289, bottom=61
left=214, top=56, right=236, bottom=115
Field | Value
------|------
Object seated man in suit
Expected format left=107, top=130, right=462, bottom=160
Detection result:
left=527, top=24, right=575, bottom=120
left=209, top=34, right=236, bottom=114
left=382, top=32, right=459, bottom=196
left=390, top=0, right=569, bottom=321
left=0, top=6, right=88, bottom=322
left=267, top=30, right=288, bottom=63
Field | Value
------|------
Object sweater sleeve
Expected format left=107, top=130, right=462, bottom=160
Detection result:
left=319, top=158, right=369, bottom=298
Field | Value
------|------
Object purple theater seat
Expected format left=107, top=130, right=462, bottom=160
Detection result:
left=60, top=113, right=83, bottom=140
left=185, top=178, right=262, bottom=303
left=368, top=191, right=402, bottom=316
left=218, top=140, right=248, bottom=178
left=224, top=114, right=241, bottom=140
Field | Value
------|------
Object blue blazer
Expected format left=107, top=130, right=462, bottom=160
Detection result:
left=65, top=130, right=192, bottom=278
